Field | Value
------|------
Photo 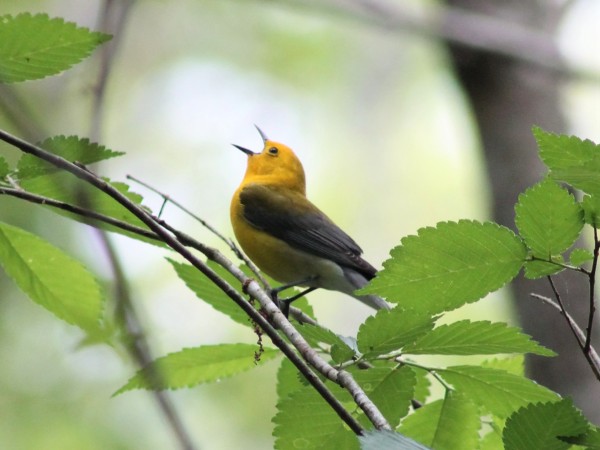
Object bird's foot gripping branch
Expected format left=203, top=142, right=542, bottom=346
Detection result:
left=2, top=126, right=600, bottom=449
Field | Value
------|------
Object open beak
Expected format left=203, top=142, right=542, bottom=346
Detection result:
left=255, top=125, right=268, bottom=143
left=232, top=144, right=255, bottom=155
left=233, top=125, right=269, bottom=155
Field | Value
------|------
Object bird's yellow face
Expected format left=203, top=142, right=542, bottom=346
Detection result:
left=236, top=139, right=306, bottom=194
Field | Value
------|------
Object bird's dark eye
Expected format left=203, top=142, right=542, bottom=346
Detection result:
left=268, top=147, right=279, bottom=155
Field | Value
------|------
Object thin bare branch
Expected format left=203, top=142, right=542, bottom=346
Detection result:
left=531, top=292, right=600, bottom=381
left=126, top=174, right=271, bottom=289
left=0, top=187, right=160, bottom=240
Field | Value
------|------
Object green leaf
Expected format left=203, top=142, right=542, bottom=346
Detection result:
left=481, top=355, right=525, bottom=376
left=169, top=259, right=254, bottom=327
left=357, top=308, right=435, bottom=356
left=297, top=323, right=352, bottom=349
left=17, top=136, right=124, bottom=179
left=331, top=341, right=356, bottom=364
left=534, top=127, right=600, bottom=196
left=0, top=13, right=111, bottom=83
left=403, top=320, right=555, bottom=356
left=352, top=366, right=416, bottom=427
left=273, top=386, right=358, bottom=450
left=0, top=221, right=104, bottom=335
left=362, top=220, right=526, bottom=314
left=438, top=365, right=558, bottom=418
left=359, top=430, right=431, bottom=450
left=582, top=195, right=600, bottom=227
left=503, top=399, right=589, bottom=450
left=480, top=424, right=505, bottom=450
left=115, top=344, right=278, bottom=395
left=562, top=426, right=600, bottom=448
left=523, top=257, right=564, bottom=280
left=412, top=367, right=431, bottom=404
left=0, top=156, right=9, bottom=177
left=400, top=391, right=480, bottom=450
left=276, top=358, right=308, bottom=401
left=570, top=248, right=594, bottom=266
left=20, top=173, right=157, bottom=246
left=515, top=179, right=583, bottom=256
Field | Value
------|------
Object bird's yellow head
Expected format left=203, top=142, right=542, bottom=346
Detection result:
left=234, top=127, right=306, bottom=194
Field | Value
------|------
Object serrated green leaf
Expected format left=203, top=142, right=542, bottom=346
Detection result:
left=331, top=342, right=356, bottom=363
left=481, top=355, right=525, bottom=376
left=276, top=358, right=308, bottom=400
left=582, top=195, right=600, bottom=227
left=399, top=399, right=444, bottom=447
left=359, top=430, right=431, bottom=450
left=352, top=366, right=416, bottom=427
left=362, top=220, right=526, bottom=314
left=357, top=308, right=435, bottom=356
left=0, top=221, right=104, bottom=335
left=515, top=179, right=583, bottom=257
left=400, top=391, right=480, bottom=450
left=115, top=344, right=277, bottom=395
left=412, top=367, right=431, bottom=404
left=403, top=320, right=555, bottom=356
left=0, top=156, right=9, bottom=177
left=438, top=365, right=558, bottom=418
left=17, top=136, right=124, bottom=179
left=570, top=248, right=594, bottom=266
left=523, top=257, right=564, bottom=279
left=169, top=259, right=254, bottom=327
left=20, top=172, right=158, bottom=246
left=0, top=13, right=111, bottom=83
left=503, top=399, right=588, bottom=450
left=534, top=127, right=600, bottom=196
left=273, top=386, right=358, bottom=450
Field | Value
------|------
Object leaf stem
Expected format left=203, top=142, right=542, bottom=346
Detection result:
left=397, top=359, right=454, bottom=392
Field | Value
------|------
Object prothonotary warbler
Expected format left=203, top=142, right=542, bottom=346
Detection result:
left=230, top=126, right=390, bottom=311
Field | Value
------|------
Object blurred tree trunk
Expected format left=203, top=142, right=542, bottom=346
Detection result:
left=446, top=0, right=600, bottom=421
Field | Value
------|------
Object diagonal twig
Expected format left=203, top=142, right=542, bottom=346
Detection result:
left=126, top=174, right=271, bottom=290
left=531, top=291, right=600, bottom=381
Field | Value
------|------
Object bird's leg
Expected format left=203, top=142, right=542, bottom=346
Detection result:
left=270, top=277, right=318, bottom=317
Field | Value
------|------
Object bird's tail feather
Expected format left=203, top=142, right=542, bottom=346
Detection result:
left=343, top=267, right=390, bottom=310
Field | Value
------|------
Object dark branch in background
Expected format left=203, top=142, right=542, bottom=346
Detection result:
left=0, top=129, right=390, bottom=435
left=90, top=0, right=136, bottom=142
left=0, top=86, right=49, bottom=141
left=585, top=228, right=600, bottom=353
left=89, top=3, right=197, bottom=449
left=276, top=0, right=599, bottom=82
left=531, top=292, right=600, bottom=381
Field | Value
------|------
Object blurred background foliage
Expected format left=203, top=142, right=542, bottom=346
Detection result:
left=0, top=0, right=599, bottom=448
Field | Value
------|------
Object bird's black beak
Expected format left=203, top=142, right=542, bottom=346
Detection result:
left=255, top=125, right=268, bottom=143
left=232, top=144, right=255, bottom=156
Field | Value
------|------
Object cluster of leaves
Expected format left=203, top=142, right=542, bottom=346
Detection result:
left=2, top=12, right=600, bottom=450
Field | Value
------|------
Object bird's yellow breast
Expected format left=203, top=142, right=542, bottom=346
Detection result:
left=230, top=187, right=333, bottom=285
